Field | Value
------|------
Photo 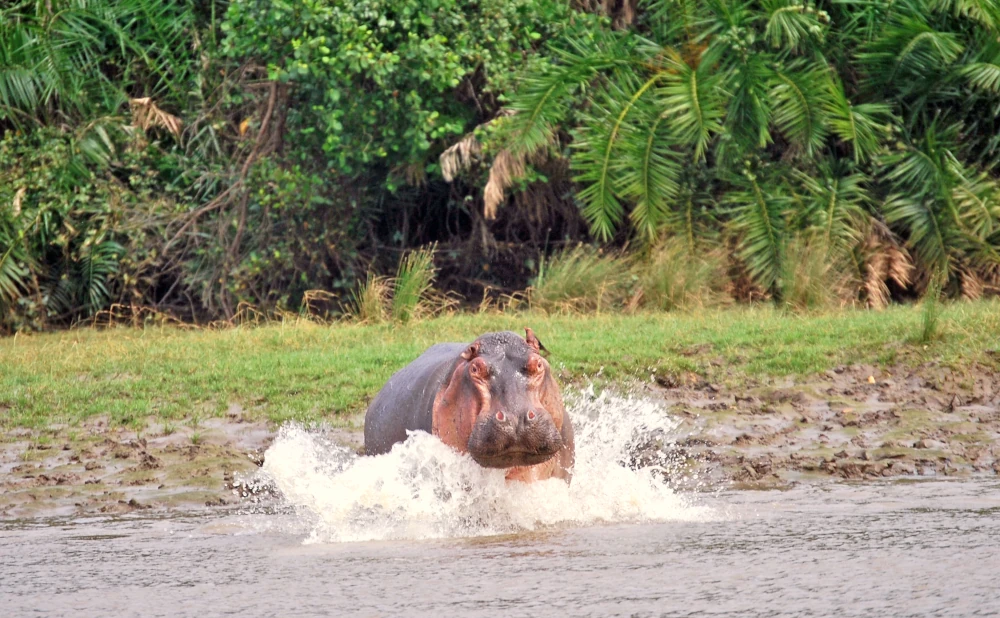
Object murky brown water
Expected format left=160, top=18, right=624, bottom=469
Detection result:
left=2, top=480, right=999, bottom=617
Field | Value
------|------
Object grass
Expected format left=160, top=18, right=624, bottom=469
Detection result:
left=1, top=301, right=999, bottom=430
left=531, top=245, right=630, bottom=312
left=349, top=273, right=391, bottom=324
left=392, top=246, right=437, bottom=323
left=636, top=239, right=729, bottom=311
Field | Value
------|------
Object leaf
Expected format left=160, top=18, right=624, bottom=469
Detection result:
left=618, top=111, right=683, bottom=240
left=658, top=48, right=725, bottom=162
left=770, top=63, right=832, bottom=156
left=727, top=171, right=787, bottom=292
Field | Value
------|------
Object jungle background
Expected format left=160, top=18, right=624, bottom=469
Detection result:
left=3, top=0, right=1000, bottom=332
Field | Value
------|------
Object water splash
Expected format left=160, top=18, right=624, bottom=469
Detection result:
left=258, top=388, right=715, bottom=543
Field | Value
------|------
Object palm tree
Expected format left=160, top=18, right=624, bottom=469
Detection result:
left=494, top=0, right=1000, bottom=301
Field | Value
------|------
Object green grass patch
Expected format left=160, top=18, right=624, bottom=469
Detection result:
left=1, top=301, right=999, bottom=429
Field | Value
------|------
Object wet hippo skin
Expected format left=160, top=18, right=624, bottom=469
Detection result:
left=364, top=328, right=574, bottom=482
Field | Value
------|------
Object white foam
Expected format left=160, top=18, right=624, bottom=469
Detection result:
left=258, top=387, right=716, bottom=543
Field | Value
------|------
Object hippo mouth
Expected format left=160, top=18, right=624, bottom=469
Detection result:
left=470, top=447, right=560, bottom=469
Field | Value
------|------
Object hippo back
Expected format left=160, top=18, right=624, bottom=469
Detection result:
left=363, top=343, right=465, bottom=456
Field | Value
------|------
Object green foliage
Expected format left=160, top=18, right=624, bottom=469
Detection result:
left=503, top=0, right=1000, bottom=298
left=0, top=130, right=131, bottom=330
left=221, top=0, right=583, bottom=179
left=392, top=247, right=438, bottom=323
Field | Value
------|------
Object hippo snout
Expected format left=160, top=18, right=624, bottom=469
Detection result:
left=467, top=407, right=564, bottom=469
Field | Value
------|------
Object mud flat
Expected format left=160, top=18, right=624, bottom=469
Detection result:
left=648, top=362, right=1000, bottom=488
left=0, top=408, right=364, bottom=519
left=2, top=363, right=999, bottom=518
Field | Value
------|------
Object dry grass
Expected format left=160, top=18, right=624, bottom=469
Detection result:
left=633, top=238, right=730, bottom=311
left=780, top=236, right=856, bottom=311
left=530, top=245, right=631, bottom=313
left=349, top=273, right=391, bottom=324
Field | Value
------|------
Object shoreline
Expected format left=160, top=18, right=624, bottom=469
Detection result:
left=2, top=362, right=998, bottom=519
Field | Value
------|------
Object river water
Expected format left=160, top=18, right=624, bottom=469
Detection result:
left=3, top=391, right=999, bottom=617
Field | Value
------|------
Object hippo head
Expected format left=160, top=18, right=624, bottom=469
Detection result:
left=436, top=329, right=565, bottom=469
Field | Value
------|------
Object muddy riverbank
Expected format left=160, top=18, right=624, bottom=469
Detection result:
left=2, top=362, right=998, bottom=519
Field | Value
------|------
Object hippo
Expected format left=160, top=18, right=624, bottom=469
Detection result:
left=364, top=328, right=574, bottom=482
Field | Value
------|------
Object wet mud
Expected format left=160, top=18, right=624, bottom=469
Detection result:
left=2, top=362, right=998, bottom=518
left=645, top=362, right=1000, bottom=488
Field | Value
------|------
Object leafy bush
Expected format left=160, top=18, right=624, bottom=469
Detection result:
left=221, top=0, right=585, bottom=180
left=0, top=130, right=133, bottom=330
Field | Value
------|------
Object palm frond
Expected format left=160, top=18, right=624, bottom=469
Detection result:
left=617, top=110, right=683, bottom=240
left=770, top=63, right=832, bottom=156
left=657, top=47, right=726, bottom=161
left=791, top=164, right=870, bottom=254
left=883, top=194, right=952, bottom=275
left=825, top=77, right=891, bottom=163
left=960, top=61, right=1000, bottom=93
left=928, top=0, right=1000, bottom=28
left=762, top=0, right=828, bottom=52
left=572, top=71, right=664, bottom=240
left=858, top=15, right=964, bottom=94
left=726, top=170, right=787, bottom=292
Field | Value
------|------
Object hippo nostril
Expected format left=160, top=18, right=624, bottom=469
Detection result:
left=496, top=411, right=506, bottom=422
left=527, top=410, right=536, bottom=421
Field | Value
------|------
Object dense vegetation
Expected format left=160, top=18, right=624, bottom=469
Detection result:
left=2, top=0, right=1000, bottom=332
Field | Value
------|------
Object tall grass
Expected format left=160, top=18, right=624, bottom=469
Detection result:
left=392, top=246, right=438, bottom=323
left=530, top=245, right=631, bottom=313
left=634, top=238, right=729, bottom=311
left=917, top=279, right=944, bottom=343
left=349, top=273, right=391, bottom=323
left=780, top=236, right=854, bottom=311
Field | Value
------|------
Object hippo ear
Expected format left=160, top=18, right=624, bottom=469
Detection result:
left=461, top=342, right=480, bottom=360
left=524, top=328, right=548, bottom=355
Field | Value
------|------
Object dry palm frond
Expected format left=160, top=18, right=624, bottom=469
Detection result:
left=861, top=221, right=914, bottom=309
left=484, top=149, right=526, bottom=220
left=12, top=187, right=25, bottom=218
left=440, top=133, right=482, bottom=182
left=958, top=264, right=984, bottom=300
left=129, top=97, right=183, bottom=138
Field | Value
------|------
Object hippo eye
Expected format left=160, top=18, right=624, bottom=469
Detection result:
left=527, top=410, right=536, bottom=421
left=469, top=357, right=488, bottom=379
left=495, top=411, right=506, bottom=422
left=526, top=355, right=543, bottom=375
